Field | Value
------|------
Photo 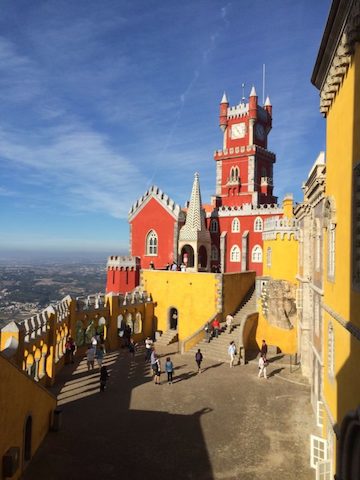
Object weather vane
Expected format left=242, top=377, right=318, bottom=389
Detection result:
left=241, top=83, right=245, bottom=102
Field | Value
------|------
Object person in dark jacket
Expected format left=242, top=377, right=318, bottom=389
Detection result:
left=100, top=365, right=109, bottom=392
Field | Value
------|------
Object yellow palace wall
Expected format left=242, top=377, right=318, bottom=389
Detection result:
left=263, top=234, right=298, bottom=282
left=0, top=353, right=57, bottom=480
left=257, top=234, right=298, bottom=354
left=323, top=45, right=360, bottom=440
left=141, top=270, right=220, bottom=341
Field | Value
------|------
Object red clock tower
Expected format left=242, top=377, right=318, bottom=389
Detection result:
left=214, top=87, right=276, bottom=207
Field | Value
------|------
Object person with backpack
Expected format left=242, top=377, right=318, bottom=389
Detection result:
left=195, top=349, right=203, bottom=373
left=228, top=341, right=236, bottom=368
left=165, top=357, right=174, bottom=384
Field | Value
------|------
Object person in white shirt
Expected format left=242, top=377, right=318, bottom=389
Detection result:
left=144, top=337, right=153, bottom=361
left=228, top=341, right=236, bottom=368
left=258, top=354, right=268, bottom=379
left=86, top=345, right=96, bottom=371
left=226, top=314, right=234, bottom=334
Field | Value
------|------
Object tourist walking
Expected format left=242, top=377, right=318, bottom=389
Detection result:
left=86, top=345, right=95, bottom=371
left=204, top=322, right=211, bottom=343
left=91, top=334, right=98, bottom=351
left=151, top=349, right=161, bottom=384
left=128, top=338, right=137, bottom=358
left=228, top=341, right=236, bottom=368
left=65, top=336, right=75, bottom=364
left=258, top=354, right=268, bottom=379
left=165, top=357, right=174, bottom=384
left=260, top=339, right=268, bottom=357
left=226, top=314, right=234, bottom=334
left=153, top=357, right=161, bottom=385
left=100, top=365, right=109, bottom=392
left=96, top=345, right=105, bottom=368
left=195, top=349, right=203, bottom=373
left=212, top=318, right=221, bottom=338
left=144, top=337, right=153, bottom=361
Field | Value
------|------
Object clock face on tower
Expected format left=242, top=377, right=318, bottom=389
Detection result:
left=231, top=122, right=246, bottom=139
left=255, top=123, right=265, bottom=141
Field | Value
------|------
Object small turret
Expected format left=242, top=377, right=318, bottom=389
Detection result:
left=264, top=96, right=272, bottom=116
left=219, top=92, right=229, bottom=132
left=249, top=85, right=258, bottom=119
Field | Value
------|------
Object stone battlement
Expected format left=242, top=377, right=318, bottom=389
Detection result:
left=262, top=216, right=299, bottom=240
left=227, top=102, right=249, bottom=118
left=107, top=255, right=140, bottom=270
left=214, top=144, right=276, bottom=160
left=207, top=203, right=283, bottom=218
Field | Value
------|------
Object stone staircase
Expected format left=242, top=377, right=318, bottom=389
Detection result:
left=189, top=289, right=257, bottom=363
left=155, top=329, right=178, bottom=346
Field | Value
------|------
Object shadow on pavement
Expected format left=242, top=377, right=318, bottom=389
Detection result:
left=23, top=348, right=215, bottom=480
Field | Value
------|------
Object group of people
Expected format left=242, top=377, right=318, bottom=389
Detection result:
left=149, top=346, right=174, bottom=385
left=204, top=314, right=234, bottom=342
left=164, top=262, right=187, bottom=272
left=86, top=334, right=109, bottom=391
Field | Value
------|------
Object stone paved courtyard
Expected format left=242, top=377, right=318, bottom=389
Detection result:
left=24, top=345, right=314, bottom=480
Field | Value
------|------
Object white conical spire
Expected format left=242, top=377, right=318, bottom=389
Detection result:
left=184, top=172, right=205, bottom=231
left=221, top=92, right=228, bottom=104
left=264, top=95, right=271, bottom=106
left=250, top=85, right=257, bottom=97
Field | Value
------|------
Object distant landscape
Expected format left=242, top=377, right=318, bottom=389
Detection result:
left=0, top=254, right=109, bottom=328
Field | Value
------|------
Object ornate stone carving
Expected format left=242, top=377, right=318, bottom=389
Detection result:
left=261, top=279, right=297, bottom=329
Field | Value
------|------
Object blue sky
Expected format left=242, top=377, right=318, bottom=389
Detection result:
left=0, top=0, right=330, bottom=256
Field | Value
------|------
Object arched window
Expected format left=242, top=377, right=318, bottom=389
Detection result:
left=314, top=296, right=320, bottom=337
left=232, top=218, right=240, bottom=233
left=211, top=245, right=219, bottom=261
left=328, top=323, right=335, bottom=378
left=252, top=245, right=262, bottom=263
left=254, top=217, right=263, bottom=232
left=146, top=230, right=158, bottom=255
left=261, top=166, right=267, bottom=178
left=328, top=223, right=336, bottom=279
left=315, top=219, right=321, bottom=272
left=266, top=247, right=272, bottom=267
left=235, top=167, right=239, bottom=180
left=230, top=245, right=240, bottom=262
left=210, top=219, right=218, bottom=233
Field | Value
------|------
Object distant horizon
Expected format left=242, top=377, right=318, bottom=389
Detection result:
left=0, top=248, right=128, bottom=265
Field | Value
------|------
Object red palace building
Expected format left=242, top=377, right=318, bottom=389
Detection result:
left=106, top=86, right=285, bottom=294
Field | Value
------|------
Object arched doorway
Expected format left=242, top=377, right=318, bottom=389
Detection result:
left=24, top=415, right=32, bottom=462
left=169, top=308, right=178, bottom=330
left=180, top=245, right=194, bottom=268
left=198, top=245, right=208, bottom=269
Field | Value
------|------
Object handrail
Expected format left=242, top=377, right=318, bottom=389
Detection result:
left=180, top=312, right=219, bottom=354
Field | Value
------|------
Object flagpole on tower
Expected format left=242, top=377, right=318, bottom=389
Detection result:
left=262, top=64, right=266, bottom=105
left=241, top=82, right=245, bottom=102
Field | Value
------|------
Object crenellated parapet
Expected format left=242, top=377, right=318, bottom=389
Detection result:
left=0, top=288, right=155, bottom=385
left=107, top=255, right=140, bottom=270
left=227, top=102, right=249, bottom=119
left=262, top=216, right=299, bottom=240
left=75, top=293, right=107, bottom=311
left=128, top=185, right=182, bottom=221
left=208, top=202, right=283, bottom=218
left=214, top=144, right=276, bottom=161
left=113, top=289, right=152, bottom=307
